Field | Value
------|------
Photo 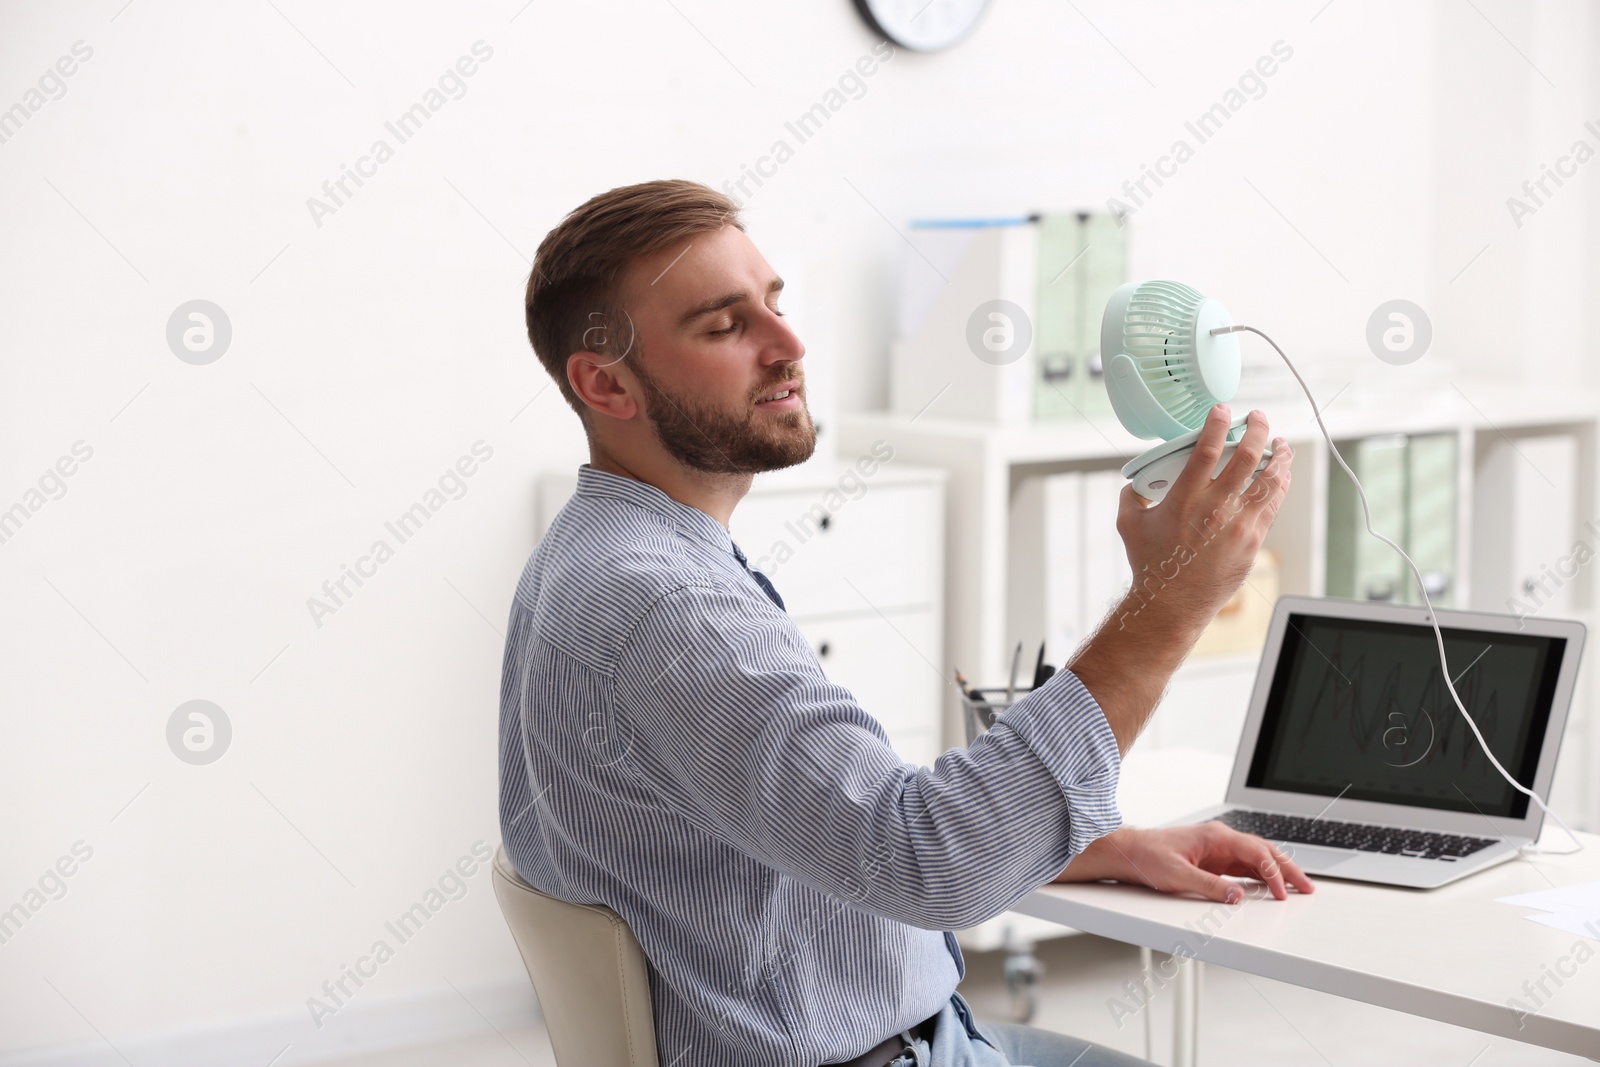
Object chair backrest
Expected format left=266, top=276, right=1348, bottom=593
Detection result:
left=491, top=846, right=661, bottom=1067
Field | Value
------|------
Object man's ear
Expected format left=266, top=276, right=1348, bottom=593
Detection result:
left=568, top=350, right=639, bottom=420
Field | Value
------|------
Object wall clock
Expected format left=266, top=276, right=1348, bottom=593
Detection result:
left=853, top=0, right=991, bottom=52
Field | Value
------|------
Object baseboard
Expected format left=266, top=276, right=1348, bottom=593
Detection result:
left=0, top=979, right=544, bottom=1067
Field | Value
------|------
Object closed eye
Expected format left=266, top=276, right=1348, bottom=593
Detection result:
left=708, top=305, right=782, bottom=337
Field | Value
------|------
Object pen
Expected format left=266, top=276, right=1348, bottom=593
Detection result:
left=1005, top=641, right=1023, bottom=703
left=955, top=668, right=996, bottom=729
left=1030, top=642, right=1046, bottom=689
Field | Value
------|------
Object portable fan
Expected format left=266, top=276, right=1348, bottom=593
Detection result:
left=1100, top=280, right=1272, bottom=502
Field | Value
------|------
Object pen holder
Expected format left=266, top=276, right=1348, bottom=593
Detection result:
left=958, top=686, right=1036, bottom=747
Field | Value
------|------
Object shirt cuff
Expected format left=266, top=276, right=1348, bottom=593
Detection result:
left=989, top=668, right=1123, bottom=855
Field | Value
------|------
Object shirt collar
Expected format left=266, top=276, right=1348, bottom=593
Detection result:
left=573, top=464, right=734, bottom=554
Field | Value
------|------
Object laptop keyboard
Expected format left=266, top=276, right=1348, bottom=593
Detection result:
left=1213, top=809, right=1498, bottom=861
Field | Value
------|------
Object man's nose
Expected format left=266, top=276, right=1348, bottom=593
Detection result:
left=761, top=308, right=804, bottom=363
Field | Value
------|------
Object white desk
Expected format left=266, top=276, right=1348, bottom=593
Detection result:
left=1016, top=749, right=1600, bottom=1060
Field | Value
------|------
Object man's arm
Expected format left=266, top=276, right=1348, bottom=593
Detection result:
left=1050, top=403, right=1309, bottom=902
left=1070, top=404, right=1292, bottom=754
left=611, top=582, right=1124, bottom=933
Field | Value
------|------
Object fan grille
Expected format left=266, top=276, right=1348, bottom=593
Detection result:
left=1117, top=280, right=1213, bottom=429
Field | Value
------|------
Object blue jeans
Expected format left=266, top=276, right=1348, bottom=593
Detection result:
left=886, top=992, right=1155, bottom=1067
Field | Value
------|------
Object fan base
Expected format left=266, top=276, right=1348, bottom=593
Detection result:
left=1123, top=416, right=1273, bottom=504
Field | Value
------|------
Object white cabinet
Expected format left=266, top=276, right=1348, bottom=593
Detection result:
left=537, top=461, right=948, bottom=768
left=731, top=482, right=942, bottom=619
left=727, top=464, right=947, bottom=767
left=791, top=610, right=942, bottom=766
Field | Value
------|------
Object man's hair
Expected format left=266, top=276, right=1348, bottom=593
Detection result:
left=524, top=179, right=742, bottom=424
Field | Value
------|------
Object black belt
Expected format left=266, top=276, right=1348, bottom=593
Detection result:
left=826, top=1011, right=939, bottom=1067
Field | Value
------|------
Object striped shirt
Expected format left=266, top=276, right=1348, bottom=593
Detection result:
left=498, top=464, right=1122, bottom=1066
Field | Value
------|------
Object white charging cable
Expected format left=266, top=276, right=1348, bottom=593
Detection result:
left=1212, top=323, right=1582, bottom=855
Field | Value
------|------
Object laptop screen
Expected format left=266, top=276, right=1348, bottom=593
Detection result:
left=1245, top=612, right=1568, bottom=819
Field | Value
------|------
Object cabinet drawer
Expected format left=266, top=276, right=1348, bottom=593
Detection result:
left=731, top=484, right=941, bottom=618
left=795, top=609, right=941, bottom=736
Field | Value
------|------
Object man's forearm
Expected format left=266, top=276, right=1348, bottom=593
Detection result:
left=1067, top=589, right=1209, bottom=754
left=1064, top=409, right=1292, bottom=755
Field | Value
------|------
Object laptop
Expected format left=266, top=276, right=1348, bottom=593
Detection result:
left=1173, top=595, right=1586, bottom=889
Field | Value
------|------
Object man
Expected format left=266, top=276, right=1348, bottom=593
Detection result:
left=499, top=179, right=1309, bottom=1067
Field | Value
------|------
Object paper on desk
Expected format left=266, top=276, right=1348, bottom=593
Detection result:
left=1524, top=910, right=1600, bottom=940
left=1497, top=880, right=1600, bottom=942
left=1497, top=881, right=1600, bottom=914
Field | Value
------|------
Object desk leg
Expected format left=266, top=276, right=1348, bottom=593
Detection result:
left=1172, top=956, right=1199, bottom=1067
left=1139, top=946, right=1155, bottom=1062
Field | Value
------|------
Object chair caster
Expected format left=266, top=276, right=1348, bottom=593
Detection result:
left=1002, top=940, right=1043, bottom=1023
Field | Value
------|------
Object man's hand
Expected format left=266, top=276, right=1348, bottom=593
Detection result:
left=1115, top=404, right=1292, bottom=626
left=1068, top=404, right=1293, bottom=753
left=1053, top=823, right=1314, bottom=904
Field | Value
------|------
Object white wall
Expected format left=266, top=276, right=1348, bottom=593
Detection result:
left=0, top=0, right=1594, bottom=1056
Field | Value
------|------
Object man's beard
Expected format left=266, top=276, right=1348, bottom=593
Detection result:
left=630, top=355, right=816, bottom=475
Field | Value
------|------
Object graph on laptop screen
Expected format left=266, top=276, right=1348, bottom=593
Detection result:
left=1245, top=614, right=1567, bottom=819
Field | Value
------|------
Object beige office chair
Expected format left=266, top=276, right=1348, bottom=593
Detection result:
left=491, top=846, right=660, bottom=1067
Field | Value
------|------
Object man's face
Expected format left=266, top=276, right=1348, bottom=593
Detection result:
left=616, top=224, right=814, bottom=475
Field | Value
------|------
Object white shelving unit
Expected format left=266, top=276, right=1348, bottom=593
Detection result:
left=839, top=381, right=1600, bottom=951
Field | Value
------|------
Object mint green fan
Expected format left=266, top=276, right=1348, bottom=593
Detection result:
left=1100, top=280, right=1269, bottom=502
